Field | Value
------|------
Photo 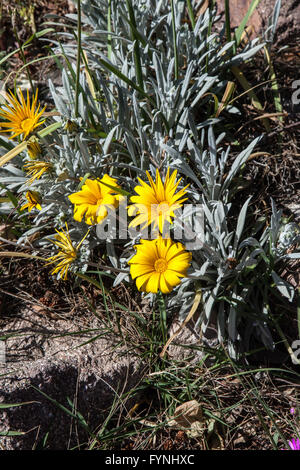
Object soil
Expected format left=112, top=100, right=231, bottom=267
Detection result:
left=215, top=0, right=300, bottom=46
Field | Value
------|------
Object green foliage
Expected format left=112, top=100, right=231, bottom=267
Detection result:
left=0, top=0, right=298, bottom=359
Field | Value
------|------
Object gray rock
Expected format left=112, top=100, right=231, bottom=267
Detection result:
left=0, top=308, right=145, bottom=450
left=167, top=318, right=219, bottom=366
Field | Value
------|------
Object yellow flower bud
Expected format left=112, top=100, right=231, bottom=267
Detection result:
left=27, top=140, right=42, bottom=160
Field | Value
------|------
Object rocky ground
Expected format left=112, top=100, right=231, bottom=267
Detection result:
left=0, top=308, right=145, bottom=450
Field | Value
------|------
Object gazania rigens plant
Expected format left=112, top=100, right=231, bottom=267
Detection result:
left=21, top=190, right=42, bottom=212
left=23, top=160, right=53, bottom=184
left=128, top=168, right=189, bottom=234
left=0, top=88, right=46, bottom=140
left=68, top=175, right=124, bottom=225
left=46, top=223, right=89, bottom=280
left=0, top=0, right=298, bottom=366
left=128, top=237, right=192, bottom=294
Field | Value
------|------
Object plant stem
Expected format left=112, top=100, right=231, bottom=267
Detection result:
left=224, top=0, right=231, bottom=44
left=231, top=65, right=270, bottom=132
left=186, top=0, right=195, bottom=30
left=107, top=0, right=112, bottom=60
left=171, top=0, right=179, bottom=80
left=125, top=0, right=144, bottom=93
left=75, top=0, right=82, bottom=118
left=13, top=28, right=34, bottom=94
left=264, top=45, right=283, bottom=123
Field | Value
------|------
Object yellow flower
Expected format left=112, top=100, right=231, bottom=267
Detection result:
left=24, top=160, right=52, bottom=184
left=20, top=190, right=42, bottom=212
left=128, top=168, right=188, bottom=234
left=0, top=88, right=46, bottom=140
left=128, top=237, right=192, bottom=294
left=68, top=175, right=124, bottom=225
left=27, top=139, right=42, bottom=159
left=46, top=223, right=89, bottom=280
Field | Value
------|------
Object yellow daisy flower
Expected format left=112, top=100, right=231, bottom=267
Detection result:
left=20, top=190, right=42, bottom=212
left=128, top=168, right=189, bottom=234
left=0, top=88, right=46, bottom=140
left=68, top=175, right=124, bottom=225
left=46, top=223, right=89, bottom=280
left=24, top=160, right=52, bottom=184
left=128, top=237, right=192, bottom=294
